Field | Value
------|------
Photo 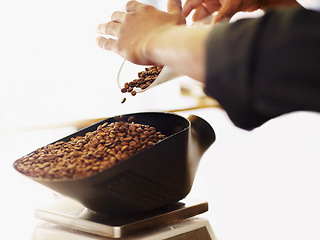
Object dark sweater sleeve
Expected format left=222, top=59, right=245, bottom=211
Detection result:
left=205, top=7, right=320, bottom=130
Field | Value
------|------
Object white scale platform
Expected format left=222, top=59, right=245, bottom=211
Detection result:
left=32, top=197, right=217, bottom=240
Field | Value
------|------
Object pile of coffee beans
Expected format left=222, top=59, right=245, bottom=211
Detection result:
left=14, top=120, right=166, bottom=180
left=121, top=65, right=163, bottom=96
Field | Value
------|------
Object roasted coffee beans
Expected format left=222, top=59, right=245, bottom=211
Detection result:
left=121, top=65, right=163, bottom=96
left=14, top=121, right=166, bottom=180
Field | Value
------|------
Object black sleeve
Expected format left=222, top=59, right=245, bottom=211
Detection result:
left=204, top=7, right=320, bottom=130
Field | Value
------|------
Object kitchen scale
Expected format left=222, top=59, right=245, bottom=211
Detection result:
left=32, top=197, right=217, bottom=240
left=14, top=112, right=217, bottom=239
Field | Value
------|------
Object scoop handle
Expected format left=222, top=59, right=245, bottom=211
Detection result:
left=188, top=115, right=216, bottom=153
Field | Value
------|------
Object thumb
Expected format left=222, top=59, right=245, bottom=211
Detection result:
left=167, top=0, right=182, bottom=14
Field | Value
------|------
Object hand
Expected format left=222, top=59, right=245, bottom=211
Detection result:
left=96, top=0, right=186, bottom=65
left=183, top=0, right=264, bottom=23
left=183, top=0, right=300, bottom=24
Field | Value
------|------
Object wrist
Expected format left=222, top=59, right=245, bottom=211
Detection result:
left=141, top=24, right=175, bottom=65
left=141, top=25, right=211, bottom=82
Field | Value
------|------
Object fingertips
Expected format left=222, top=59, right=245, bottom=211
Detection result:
left=96, top=24, right=104, bottom=34
left=212, top=12, right=228, bottom=24
left=96, top=36, right=106, bottom=48
left=213, top=4, right=235, bottom=24
left=97, top=22, right=120, bottom=36
left=96, top=36, right=116, bottom=52
left=126, top=0, right=139, bottom=12
left=111, top=11, right=126, bottom=23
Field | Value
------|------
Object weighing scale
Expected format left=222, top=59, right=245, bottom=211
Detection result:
left=32, top=197, right=217, bottom=240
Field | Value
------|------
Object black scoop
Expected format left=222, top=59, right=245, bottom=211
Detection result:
left=14, top=112, right=215, bottom=214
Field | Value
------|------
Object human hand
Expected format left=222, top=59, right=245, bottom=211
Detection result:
left=96, top=0, right=186, bottom=65
left=183, top=0, right=264, bottom=23
left=182, top=0, right=300, bottom=24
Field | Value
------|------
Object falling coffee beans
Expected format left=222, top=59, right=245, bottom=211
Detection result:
left=121, top=65, right=163, bottom=96
left=14, top=121, right=166, bottom=180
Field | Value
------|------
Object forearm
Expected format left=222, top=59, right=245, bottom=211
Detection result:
left=143, top=25, right=212, bottom=82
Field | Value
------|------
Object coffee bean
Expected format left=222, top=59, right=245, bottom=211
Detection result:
left=128, top=116, right=135, bottom=122
left=121, top=65, right=163, bottom=96
left=14, top=121, right=166, bottom=180
left=121, top=88, right=127, bottom=93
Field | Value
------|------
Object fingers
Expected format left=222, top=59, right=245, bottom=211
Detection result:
left=212, top=3, right=236, bottom=24
left=213, top=12, right=226, bottom=24
left=192, top=5, right=211, bottom=22
left=193, top=1, right=221, bottom=22
left=167, top=0, right=182, bottom=14
left=96, top=36, right=117, bottom=52
left=111, top=11, right=126, bottom=23
left=183, top=0, right=221, bottom=22
left=182, top=0, right=204, bottom=17
left=97, top=21, right=121, bottom=36
left=126, top=0, right=140, bottom=12
left=97, top=11, right=126, bottom=36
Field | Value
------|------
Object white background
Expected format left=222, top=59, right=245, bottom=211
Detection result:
left=1, top=1, right=320, bottom=239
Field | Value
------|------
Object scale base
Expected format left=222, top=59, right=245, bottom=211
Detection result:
left=33, top=217, right=216, bottom=240
left=32, top=197, right=217, bottom=239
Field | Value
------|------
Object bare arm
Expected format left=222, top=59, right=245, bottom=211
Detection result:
left=143, top=25, right=211, bottom=82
